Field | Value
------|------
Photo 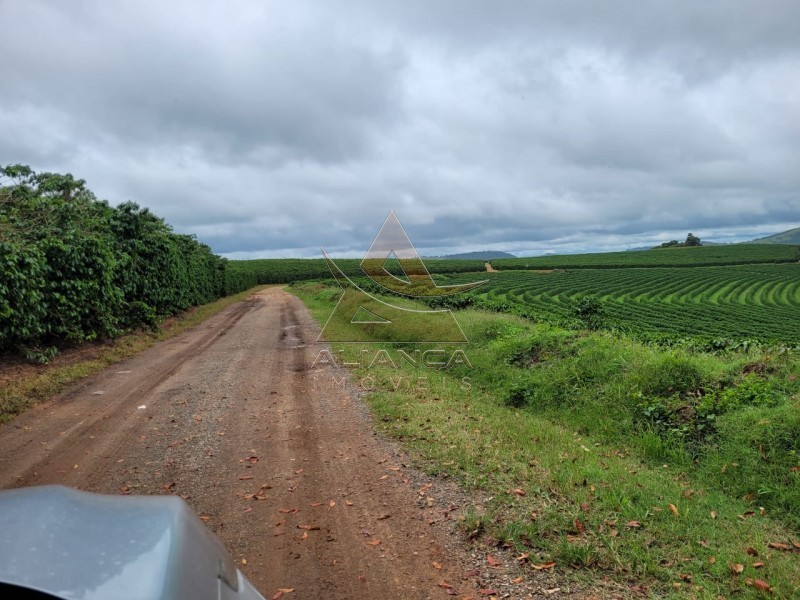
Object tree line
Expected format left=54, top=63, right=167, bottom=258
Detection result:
left=656, top=232, right=702, bottom=248
left=0, top=165, right=257, bottom=361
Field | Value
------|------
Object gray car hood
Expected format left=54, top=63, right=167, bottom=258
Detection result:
left=0, top=485, right=263, bottom=600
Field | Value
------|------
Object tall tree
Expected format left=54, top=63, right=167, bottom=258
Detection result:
left=685, top=233, right=702, bottom=246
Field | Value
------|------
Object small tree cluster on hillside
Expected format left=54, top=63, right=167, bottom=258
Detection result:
left=657, top=233, right=702, bottom=248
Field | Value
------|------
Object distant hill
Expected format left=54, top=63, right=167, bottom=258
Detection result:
left=428, top=251, right=517, bottom=260
left=747, top=227, right=800, bottom=245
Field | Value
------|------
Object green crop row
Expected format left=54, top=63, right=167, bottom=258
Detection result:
left=492, top=243, right=799, bottom=270
left=434, top=264, right=800, bottom=345
left=0, top=165, right=255, bottom=361
left=226, top=256, right=487, bottom=284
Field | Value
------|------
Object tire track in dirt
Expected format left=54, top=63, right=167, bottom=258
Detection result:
left=0, top=297, right=260, bottom=489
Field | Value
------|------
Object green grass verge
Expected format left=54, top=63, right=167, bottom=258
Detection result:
left=291, top=281, right=800, bottom=599
left=0, top=286, right=266, bottom=423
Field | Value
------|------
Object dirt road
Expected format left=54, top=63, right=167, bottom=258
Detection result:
left=0, top=288, right=568, bottom=599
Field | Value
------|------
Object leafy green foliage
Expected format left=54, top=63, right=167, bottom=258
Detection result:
left=505, top=380, right=534, bottom=408
left=0, top=242, right=47, bottom=351
left=0, top=165, right=253, bottom=358
left=570, top=296, right=605, bottom=330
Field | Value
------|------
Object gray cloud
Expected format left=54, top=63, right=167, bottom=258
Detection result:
left=1, top=0, right=798, bottom=258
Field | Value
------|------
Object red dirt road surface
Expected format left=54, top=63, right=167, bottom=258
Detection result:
left=0, top=288, right=575, bottom=599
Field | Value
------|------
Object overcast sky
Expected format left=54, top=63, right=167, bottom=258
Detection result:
left=2, top=1, right=799, bottom=257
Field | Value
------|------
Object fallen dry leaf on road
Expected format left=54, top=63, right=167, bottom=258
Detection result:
left=532, top=562, right=556, bottom=570
left=432, top=561, right=442, bottom=570
left=278, top=508, right=299, bottom=514
left=437, top=582, right=457, bottom=595
left=479, top=589, right=498, bottom=596
left=367, top=539, right=382, bottom=546
left=511, top=488, right=526, bottom=497
left=297, top=524, right=320, bottom=530
left=486, top=555, right=500, bottom=567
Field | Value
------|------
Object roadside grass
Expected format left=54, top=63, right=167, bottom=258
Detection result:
left=292, top=282, right=800, bottom=599
left=0, top=286, right=266, bottom=422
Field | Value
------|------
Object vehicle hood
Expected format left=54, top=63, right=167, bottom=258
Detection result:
left=0, top=485, right=243, bottom=600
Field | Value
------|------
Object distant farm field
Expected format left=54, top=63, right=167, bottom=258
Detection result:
left=436, top=263, right=800, bottom=344
left=491, top=243, right=799, bottom=270
left=226, top=257, right=486, bottom=284
left=237, top=246, right=800, bottom=345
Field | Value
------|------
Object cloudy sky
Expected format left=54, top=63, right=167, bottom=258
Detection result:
left=2, top=1, right=799, bottom=257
